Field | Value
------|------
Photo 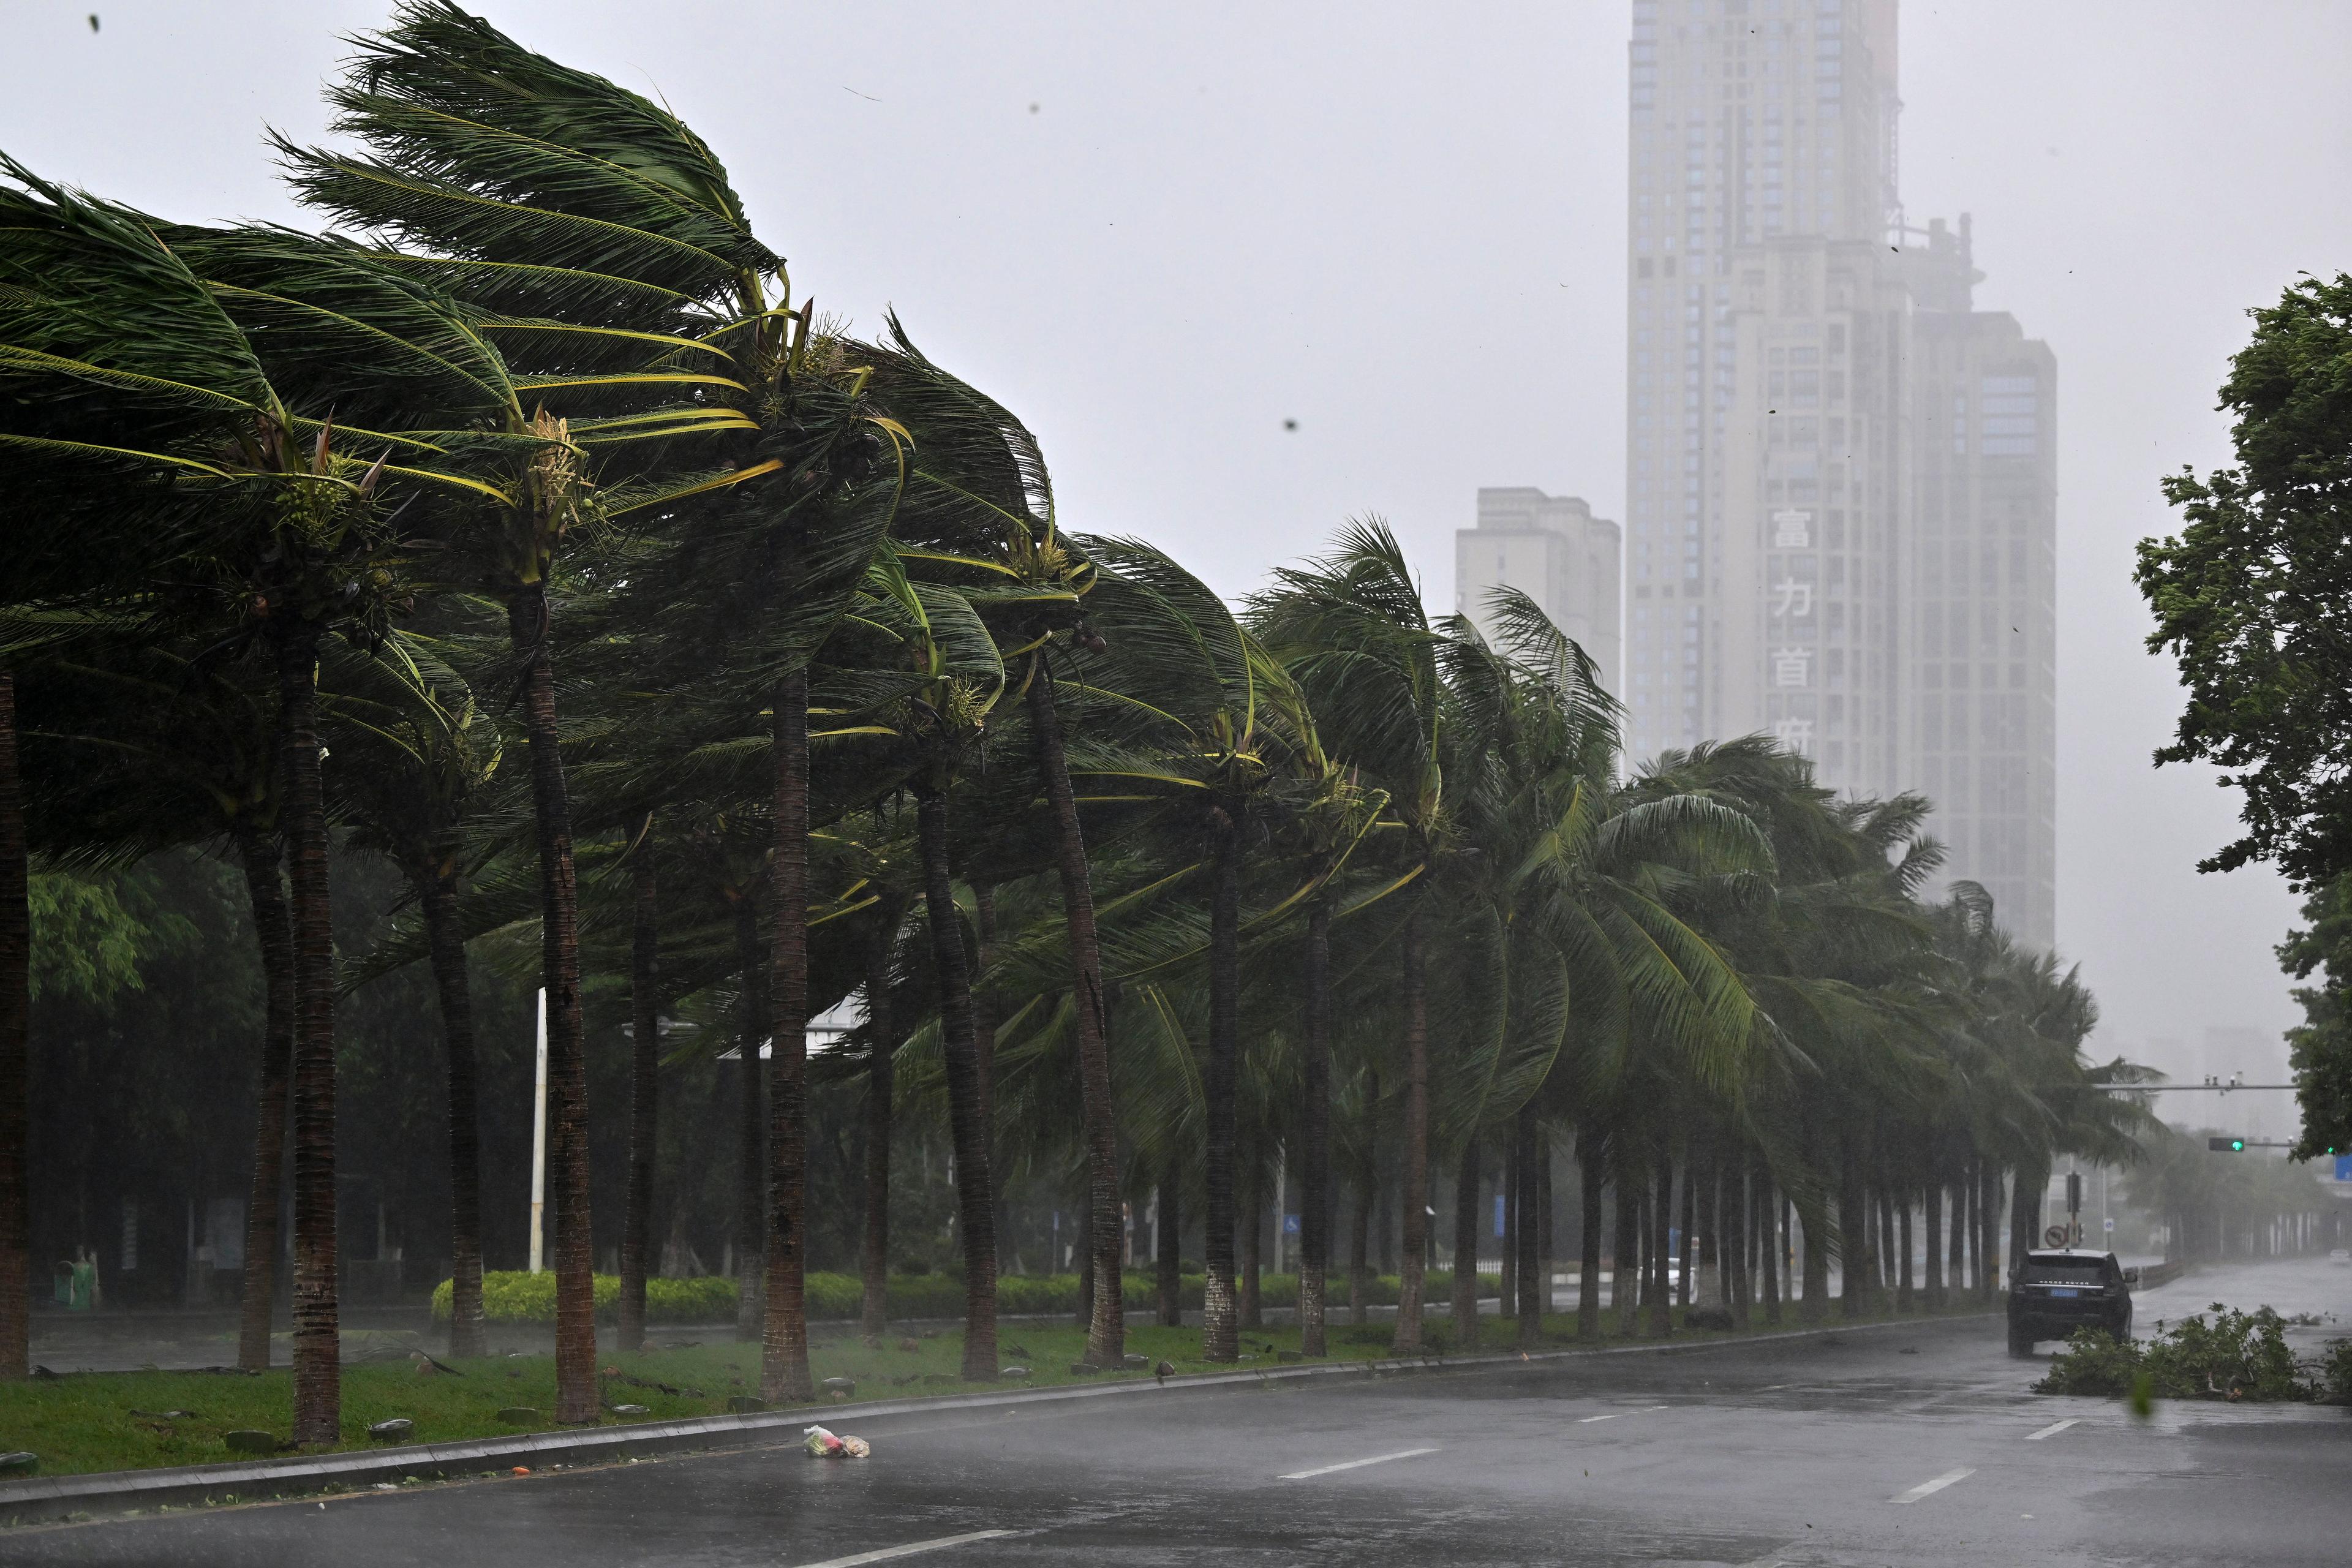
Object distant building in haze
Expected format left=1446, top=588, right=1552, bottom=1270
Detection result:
left=1903, top=216, right=2057, bottom=944
left=1455, top=487, right=1622, bottom=699
left=1621, top=0, right=2057, bottom=946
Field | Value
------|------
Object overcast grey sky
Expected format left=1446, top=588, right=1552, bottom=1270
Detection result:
left=6, top=1, right=2349, bottom=1069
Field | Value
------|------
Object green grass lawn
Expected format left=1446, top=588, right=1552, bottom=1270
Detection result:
left=0, top=1298, right=1992, bottom=1480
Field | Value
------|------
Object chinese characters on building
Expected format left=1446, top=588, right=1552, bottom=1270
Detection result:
left=1769, top=510, right=1815, bottom=755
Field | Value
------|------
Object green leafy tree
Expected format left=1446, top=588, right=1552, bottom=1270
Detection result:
left=2138, top=273, right=2352, bottom=889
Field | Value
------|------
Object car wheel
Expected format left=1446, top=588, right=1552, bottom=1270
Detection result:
left=2008, top=1326, right=2035, bottom=1359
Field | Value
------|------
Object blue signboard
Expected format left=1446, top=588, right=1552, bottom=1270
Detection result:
left=2335, top=1154, right=2352, bottom=1182
left=1283, top=1213, right=1300, bottom=1236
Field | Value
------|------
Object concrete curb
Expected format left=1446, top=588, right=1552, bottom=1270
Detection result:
left=0, top=1309, right=2000, bottom=1525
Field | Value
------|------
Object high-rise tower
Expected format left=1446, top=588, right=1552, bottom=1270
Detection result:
left=1624, top=0, right=1902, bottom=784
left=1623, top=0, right=2057, bottom=944
left=1455, top=488, right=1622, bottom=698
left=1904, top=217, right=2057, bottom=944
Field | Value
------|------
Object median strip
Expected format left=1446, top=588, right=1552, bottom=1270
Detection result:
left=1278, top=1447, right=1439, bottom=1480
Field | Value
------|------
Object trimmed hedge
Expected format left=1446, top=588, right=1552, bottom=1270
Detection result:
left=430, top=1270, right=736, bottom=1325
left=434, top=1268, right=1502, bottom=1325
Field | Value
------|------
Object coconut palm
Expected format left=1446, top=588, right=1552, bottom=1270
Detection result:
left=0, top=161, right=515, bottom=1435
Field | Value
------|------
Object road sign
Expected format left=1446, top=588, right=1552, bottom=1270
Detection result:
left=2103, top=1217, right=2115, bottom=1233
left=2336, top=1155, right=2352, bottom=1182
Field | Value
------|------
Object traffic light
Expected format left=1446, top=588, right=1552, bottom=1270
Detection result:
left=2207, top=1136, right=2246, bottom=1152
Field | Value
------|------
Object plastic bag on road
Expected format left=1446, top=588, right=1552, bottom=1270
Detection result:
left=804, top=1425, right=871, bottom=1458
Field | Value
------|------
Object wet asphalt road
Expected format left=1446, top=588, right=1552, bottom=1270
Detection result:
left=13, top=1254, right=2350, bottom=1567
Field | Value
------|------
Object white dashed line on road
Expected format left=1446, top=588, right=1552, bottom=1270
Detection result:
left=792, top=1531, right=1018, bottom=1566
left=1577, top=1405, right=1669, bottom=1423
left=2025, top=1418, right=2079, bottom=1441
left=1890, top=1467, right=1976, bottom=1504
left=1278, top=1446, right=1441, bottom=1480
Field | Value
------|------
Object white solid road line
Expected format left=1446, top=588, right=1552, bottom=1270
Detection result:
left=791, top=1530, right=1018, bottom=1567
left=1577, top=1405, right=1669, bottom=1423
left=1278, top=1446, right=1441, bottom=1480
left=1890, top=1468, right=1977, bottom=1504
left=2025, top=1418, right=2080, bottom=1441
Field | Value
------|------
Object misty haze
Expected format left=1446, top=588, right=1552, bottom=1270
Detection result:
left=1, top=2, right=2348, bottom=1564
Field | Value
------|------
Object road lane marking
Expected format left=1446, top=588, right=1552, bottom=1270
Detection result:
left=2024, top=1418, right=2079, bottom=1441
left=793, top=1531, right=1017, bottom=1566
left=1577, top=1405, right=1669, bottom=1423
left=1890, top=1468, right=1976, bottom=1504
left=1278, top=1446, right=1440, bottom=1480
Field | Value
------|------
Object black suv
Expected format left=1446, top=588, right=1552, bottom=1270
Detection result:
left=2008, top=1248, right=2133, bottom=1356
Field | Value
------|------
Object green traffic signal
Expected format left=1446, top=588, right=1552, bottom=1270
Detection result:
left=2206, top=1136, right=2247, bottom=1152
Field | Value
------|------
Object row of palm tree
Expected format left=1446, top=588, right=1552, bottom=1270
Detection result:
left=0, top=1, right=2143, bottom=1443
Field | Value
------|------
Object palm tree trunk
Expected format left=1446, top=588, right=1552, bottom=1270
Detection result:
left=1515, top=1108, right=1540, bottom=1346
left=506, top=585, right=595, bottom=1425
left=1877, top=1180, right=1899, bottom=1305
left=1757, top=1158, right=1782, bottom=1325
left=1972, top=1160, right=1989, bottom=1295
left=1800, top=1192, right=1830, bottom=1324
left=2003, top=1161, right=2034, bottom=1294
left=1155, top=1172, right=1182, bottom=1327
left=1612, top=1140, right=1640, bottom=1334
left=1348, top=1167, right=1371, bottom=1325
left=0, top=671, right=31, bottom=1380
left=1980, top=1161, right=2002, bottom=1300
left=618, top=823, right=658, bottom=1356
left=1499, top=1135, right=1518, bottom=1311
left=1837, top=1136, right=1867, bottom=1320
left=1450, top=1135, right=1480, bottom=1348
left=1577, top=1134, right=1603, bottom=1340
left=1025, top=669, right=1123, bottom=1366
left=913, top=778, right=997, bottom=1381
left=1949, top=1167, right=1968, bottom=1294
left=1647, top=1140, right=1673, bottom=1338
left=859, top=905, right=897, bottom=1346
left=733, top=900, right=766, bottom=1343
left=278, top=623, right=340, bottom=1445
left=1924, top=1168, right=1945, bottom=1308
left=762, top=669, right=813, bottom=1404
left=1723, top=1148, right=1749, bottom=1327
left=1391, top=909, right=1430, bottom=1354
left=1536, top=1139, right=1553, bottom=1322
left=1696, top=1139, right=1718, bottom=1308
left=1897, top=1189, right=1915, bottom=1312
left=971, top=887, right=1016, bottom=1278
left=419, top=857, right=486, bottom=1360
left=1239, top=1159, right=1262, bottom=1330
left=1297, top=901, right=1332, bottom=1357
left=1677, top=1139, right=1696, bottom=1311
left=232, top=821, right=293, bottom=1374
left=1202, top=809, right=1242, bottom=1363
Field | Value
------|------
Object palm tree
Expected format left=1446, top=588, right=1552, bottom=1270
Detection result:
left=620, top=813, right=661, bottom=1354
left=279, top=2, right=812, bottom=1420
left=320, top=630, right=502, bottom=1357
left=862, top=330, right=1131, bottom=1366
left=1253, top=521, right=1453, bottom=1353
left=0, top=165, right=513, bottom=1436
